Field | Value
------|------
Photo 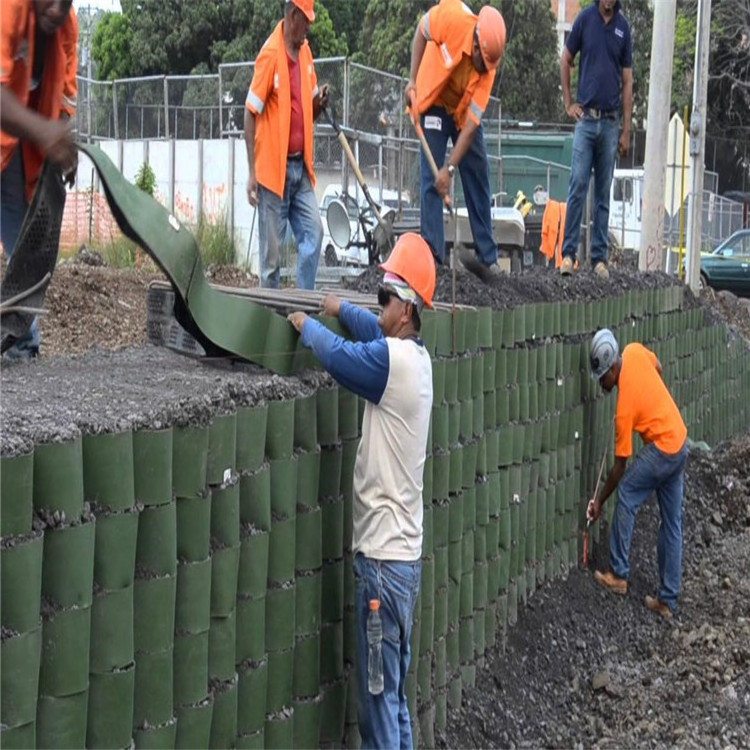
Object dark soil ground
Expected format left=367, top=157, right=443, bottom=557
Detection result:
left=438, top=434, right=750, bottom=749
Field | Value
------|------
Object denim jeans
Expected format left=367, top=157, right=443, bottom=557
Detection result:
left=419, top=106, right=496, bottom=266
left=610, top=440, right=688, bottom=611
left=561, top=115, right=620, bottom=266
left=354, top=553, right=421, bottom=750
left=257, top=158, right=322, bottom=289
left=1, top=149, right=39, bottom=357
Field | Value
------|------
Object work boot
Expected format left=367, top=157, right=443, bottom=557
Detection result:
left=594, top=261, right=610, bottom=279
left=594, top=569, right=627, bottom=595
left=645, top=595, right=673, bottom=619
left=560, top=256, right=574, bottom=276
left=487, top=262, right=505, bottom=278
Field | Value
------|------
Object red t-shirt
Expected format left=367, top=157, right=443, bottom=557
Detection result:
left=287, top=52, right=304, bottom=155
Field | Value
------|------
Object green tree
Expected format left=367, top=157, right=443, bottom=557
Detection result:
left=355, top=0, right=430, bottom=76
left=493, top=0, right=563, bottom=122
left=321, top=0, right=369, bottom=55
left=91, top=12, right=133, bottom=81
left=308, top=2, right=349, bottom=58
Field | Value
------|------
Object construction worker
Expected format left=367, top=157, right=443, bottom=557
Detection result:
left=1, top=0, right=78, bottom=359
left=559, top=0, right=632, bottom=280
left=405, top=0, right=506, bottom=275
left=586, top=329, right=688, bottom=619
left=288, top=233, right=434, bottom=748
left=244, top=0, right=329, bottom=290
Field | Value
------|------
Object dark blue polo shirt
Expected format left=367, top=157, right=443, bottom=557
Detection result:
left=566, top=0, right=632, bottom=112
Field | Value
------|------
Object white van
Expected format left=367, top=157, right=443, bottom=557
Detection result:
left=609, top=168, right=644, bottom=251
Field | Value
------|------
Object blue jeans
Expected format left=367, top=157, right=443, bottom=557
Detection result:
left=354, top=553, right=421, bottom=750
left=419, top=107, right=496, bottom=266
left=1, top=149, right=39, bottom=357
left=610, top=440, right=688, bottom=612
left=561, top=116, right=619, bottom=266
left=257, top=158, right=322, bottom=289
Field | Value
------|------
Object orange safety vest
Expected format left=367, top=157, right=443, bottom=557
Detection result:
left=245, top=21, right=318, bottom=198
left=541, top=199, right=569, bottom=268
left=1, top=0, right=78, bottom=201
left=415, top=0, right=495, bottom=129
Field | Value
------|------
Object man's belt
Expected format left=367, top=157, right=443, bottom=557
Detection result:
left=583, top=107, right=619, bottom=120
left=287, top=151, right=303, bottom=161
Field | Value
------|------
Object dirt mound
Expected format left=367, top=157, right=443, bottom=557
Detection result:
left=438, top=439, right=750, bottom=749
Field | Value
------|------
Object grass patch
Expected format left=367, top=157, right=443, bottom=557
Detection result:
left=195, top=214, right=236, bottom=267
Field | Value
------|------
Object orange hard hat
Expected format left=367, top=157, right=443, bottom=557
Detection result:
left=476, top=6, right=506, bottom=71
left=287, top=0, right=315, bottom=22
left=379, top=233, right=436, bottom=309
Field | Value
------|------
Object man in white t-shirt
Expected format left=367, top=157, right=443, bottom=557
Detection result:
left=288, top=232, right=435, bottom=748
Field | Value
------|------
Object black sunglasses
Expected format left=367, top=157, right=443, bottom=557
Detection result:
left=378, top=286, right=398, bottom=307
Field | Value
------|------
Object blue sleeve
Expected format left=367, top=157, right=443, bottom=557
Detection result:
left=565, top=13, right=583, bottom=57
left=339, top=301, right=383, bottom=343
left=301, top=317, right=389, bottom=404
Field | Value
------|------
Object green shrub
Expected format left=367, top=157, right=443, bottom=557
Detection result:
left=134, top=163, right=156, bottom=196
left=100, top=235, right=141, bottom=268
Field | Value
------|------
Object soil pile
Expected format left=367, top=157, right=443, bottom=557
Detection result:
left=438, top=435, right=750, bottom=749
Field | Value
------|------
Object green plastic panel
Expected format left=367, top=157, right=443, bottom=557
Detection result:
left=133, top=574, right=176, bottom=654
left=136, top=501, right=177, bottom=577
left=42, top=520, right=95, bottom=609
left=1, top=531, right=43, bottom=633
left=82, top=430, right=135, bottom=511
left=39, top=606, right=91, bottom=698
left=94, top=509, right=139, bottom=591
left=36, top=690, right=88, bottom=750
left=207, top=412, right=237, bottom=485
left=89, top=585, right=134, bottom=672
left=33, top=438, right=84, bottom=518
left=133, top=647, right=174, bottom=729
left=176, top=494, right=211, bottom=562
left=210, top=545, right=240, bottom=618
left=236, top=405, right=268, bottom=474
left=172, top=425, right=209, bottom=499
left=86, top=664, right=135, bottom=750
left=133, top=428, right=173, bottom=507
left=1, top=628, right=41, bottom=729
left=174, top=631, right=209, bottom=706
left=0, top=450, right=34, bottom=536
left=175, top=696, right=214, bottom=750
left=239, top=461, right=271, bottom=534
left=175, top=557, right=212, bottom=634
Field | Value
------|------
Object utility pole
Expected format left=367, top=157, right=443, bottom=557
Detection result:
left=638, top=0, right=676, bottom=272
left=686, top=0, right=712, bottom=293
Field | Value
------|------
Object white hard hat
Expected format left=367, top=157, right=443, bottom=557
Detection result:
left=590, top=328, right=619, bottom=380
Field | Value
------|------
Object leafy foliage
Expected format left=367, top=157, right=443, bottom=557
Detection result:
left=91, top=12, right=133, bottom=81
left=134, top=163, right=156, bottom=196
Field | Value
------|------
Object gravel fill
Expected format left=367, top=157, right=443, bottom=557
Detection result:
left=1, top=345, right=319, bottom=455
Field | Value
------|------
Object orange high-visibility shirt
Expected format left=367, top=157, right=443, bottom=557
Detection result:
left=1, top=0, right=78, bottom=200
left=615, top=343, right=687, bottom=458
left=416, top=0, right=495, bottom=129
left=245, top=21, right=318, bottom=198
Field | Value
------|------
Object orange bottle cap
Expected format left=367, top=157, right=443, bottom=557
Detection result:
left=369, top=599, right=380, bottom=611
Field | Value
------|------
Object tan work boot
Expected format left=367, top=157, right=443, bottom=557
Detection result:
left=645, top=595, right=673, bottom=619
left=560, top=256, right=574, bottom=276
left=594, top=569, right=627, bottom=595
left=594, top=261, right=610, bottom=279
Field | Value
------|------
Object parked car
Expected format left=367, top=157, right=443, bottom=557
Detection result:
left=698, top=229, right=750, bottom=295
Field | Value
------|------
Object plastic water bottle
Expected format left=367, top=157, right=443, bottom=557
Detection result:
left=367, top=598, right=384, bottom=695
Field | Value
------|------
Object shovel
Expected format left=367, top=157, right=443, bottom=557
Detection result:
left=583, top=422, right=614, bottom=567
left=320, top=102, right=394, bottom=259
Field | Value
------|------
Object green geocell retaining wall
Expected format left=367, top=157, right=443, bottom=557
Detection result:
left=2, top=286, right=749, bottom=749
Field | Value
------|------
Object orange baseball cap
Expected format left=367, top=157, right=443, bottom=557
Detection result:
left=287, top=0, right=315, bottom=22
